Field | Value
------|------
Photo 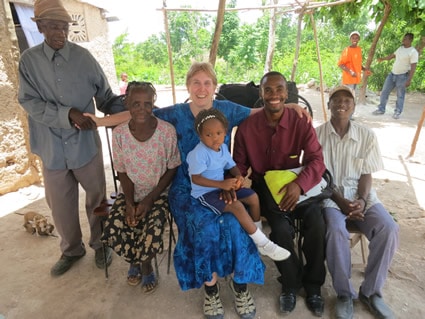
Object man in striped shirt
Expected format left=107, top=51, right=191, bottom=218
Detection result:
left=316, top=86, right=399, bottom=319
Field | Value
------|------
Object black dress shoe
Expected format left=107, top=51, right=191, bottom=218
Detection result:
left=51, top=251, right=86, bottom=277
left=359, top=290, right=395, bottom=319
left=306, top=294, right=324, bottom=317
left=279, top=292, right=296, bottom=314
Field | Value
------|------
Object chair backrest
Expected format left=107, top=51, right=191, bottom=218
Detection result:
left=216, top=81, right=300, bottom=107
left=215, top=81, right=313, bottom=118
left=216, top=81, right=260, bottom=108
left=104, top=126, right=119, bottom=198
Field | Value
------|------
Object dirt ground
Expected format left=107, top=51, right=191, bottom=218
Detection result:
left=0, top=87, right=424, bottom=319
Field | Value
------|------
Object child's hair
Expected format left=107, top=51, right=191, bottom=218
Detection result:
left=125, top=81, right=157, bottom=102
left=194, top=108, right=228, bottom=135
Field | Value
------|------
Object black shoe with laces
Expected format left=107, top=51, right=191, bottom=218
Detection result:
left=279, top=292, right=296, bottom=314
left=306, top=294, right=324, bottom=317
left=51, top=251, right=86, bottom=277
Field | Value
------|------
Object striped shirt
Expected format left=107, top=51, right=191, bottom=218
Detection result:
left=315, top=121, right=383, bottom=210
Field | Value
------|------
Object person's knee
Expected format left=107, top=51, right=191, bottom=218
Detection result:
left=381, top=218, right=399, bottom=240
left=268, top=217, right=294, bottom=243
left=303, top=207, right=326, bottom=230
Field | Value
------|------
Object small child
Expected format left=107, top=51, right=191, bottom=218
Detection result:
left=187, top=108, right=290, bottom=261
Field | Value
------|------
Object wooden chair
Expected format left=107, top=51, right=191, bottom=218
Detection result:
left=94, top=126, right=176, bottom=279
left=347, top=223, right=369, bottom=269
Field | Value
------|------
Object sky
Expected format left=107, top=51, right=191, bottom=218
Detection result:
left=101, top=0, right=264, bottom=44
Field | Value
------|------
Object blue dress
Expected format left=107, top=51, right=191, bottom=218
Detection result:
left=154, top=100, right=265, bottom=290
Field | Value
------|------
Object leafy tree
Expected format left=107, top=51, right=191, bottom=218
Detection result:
left=137, top=35, right=168, bottom=65
left=111, top=1, right=424, bottom=91
left=217, top=3, right=240, bottom=58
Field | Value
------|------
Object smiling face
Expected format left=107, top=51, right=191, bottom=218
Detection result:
left=199, top=118, right=226, bottom=152
left=260, top=74, right=288, bottom=114
left=350, top=34, right=360, bottom=47
left=328, top=90, right=355, bottom=120
left=37, top=19, right=69, bottom=50
left=187, top=71, right=217, bottom=108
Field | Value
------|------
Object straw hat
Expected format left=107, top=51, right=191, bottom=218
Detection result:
left=31, top=0, right=73, bottom=23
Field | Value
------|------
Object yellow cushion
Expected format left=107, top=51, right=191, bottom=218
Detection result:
left=264, top=169, right=299, bottom=204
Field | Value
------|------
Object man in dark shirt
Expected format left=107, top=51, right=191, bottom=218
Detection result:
left=233, top=71, right=326, bottom=317
left=18, top=0, right=113, bottom=276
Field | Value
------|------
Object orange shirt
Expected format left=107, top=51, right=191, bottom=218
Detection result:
left=338, top=46, right=363, bottom=85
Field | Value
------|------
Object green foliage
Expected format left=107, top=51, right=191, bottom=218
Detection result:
left=112, top=2, right=424, bottom=91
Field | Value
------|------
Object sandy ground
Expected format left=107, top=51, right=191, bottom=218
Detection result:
left=0, top=87, right=424, bottom=319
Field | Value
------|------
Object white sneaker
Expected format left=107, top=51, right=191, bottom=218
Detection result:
left=258, top=241, right=291, bottom=261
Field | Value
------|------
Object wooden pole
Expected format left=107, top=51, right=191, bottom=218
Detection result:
left=309, top=12, right=327, bottom=122
left=290, top=11, right=304, bottom=82
left=162, top=0, right=176, bottom=104
left=209, top=0, right=226, bottom=67
left=264, top=0, right=278, bottom=73
left=407, top=105, right=425, bottom=158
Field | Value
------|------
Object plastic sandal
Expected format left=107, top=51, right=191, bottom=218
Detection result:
left=127, top=264, right=141, bottom=286
left=141, top=271, right=157, bottom=294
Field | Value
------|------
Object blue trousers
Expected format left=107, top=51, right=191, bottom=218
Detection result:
left=377, top=72, right=408, bottom=115
left=323, top=204, right=399, bottom=298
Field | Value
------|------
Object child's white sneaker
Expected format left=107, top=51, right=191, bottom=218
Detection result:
left=258, top=241, right=290, bottom=261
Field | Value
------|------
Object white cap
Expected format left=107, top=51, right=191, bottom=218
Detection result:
left=349, top=31, right=360, bottom=38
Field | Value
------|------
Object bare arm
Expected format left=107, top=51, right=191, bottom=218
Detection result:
left=135, top=167, right=178, bottom=220
left=191, top=174, right=239, bottom=191
left=331, top=173, right=371, bottom=221
left=377, top=53, right=395, bottom=63
left=338, top=64, right=357, bottom=77
left=406, top=63, right=417, bottom=87
left=117, top=171, right=137, bottom=227
left=83, top=111, right=131, bottom=127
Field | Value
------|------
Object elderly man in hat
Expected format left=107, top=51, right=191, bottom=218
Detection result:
left=18, top=0, right=114, bottom=276
left=316, top=86, right=399, bottom=319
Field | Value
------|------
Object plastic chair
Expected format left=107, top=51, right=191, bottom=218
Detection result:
left=94, top=126, right=176, bottom=279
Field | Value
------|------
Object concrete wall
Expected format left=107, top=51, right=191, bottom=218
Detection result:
left=0, top=0, right=118, bottom=195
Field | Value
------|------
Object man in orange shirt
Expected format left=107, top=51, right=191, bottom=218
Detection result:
left=338, top=31, right=371, bottom=90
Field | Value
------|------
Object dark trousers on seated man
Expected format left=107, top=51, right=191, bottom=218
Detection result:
left=252, top=178, right=326, bottom=312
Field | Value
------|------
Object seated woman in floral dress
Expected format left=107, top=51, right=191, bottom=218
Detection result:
left=101, top=81, right=180, bottom=293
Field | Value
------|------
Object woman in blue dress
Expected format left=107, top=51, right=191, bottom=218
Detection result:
left=154, top=63, right=263, bottom=319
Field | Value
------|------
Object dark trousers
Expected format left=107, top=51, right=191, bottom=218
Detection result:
left=252, top=178, right=326, bottom=296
